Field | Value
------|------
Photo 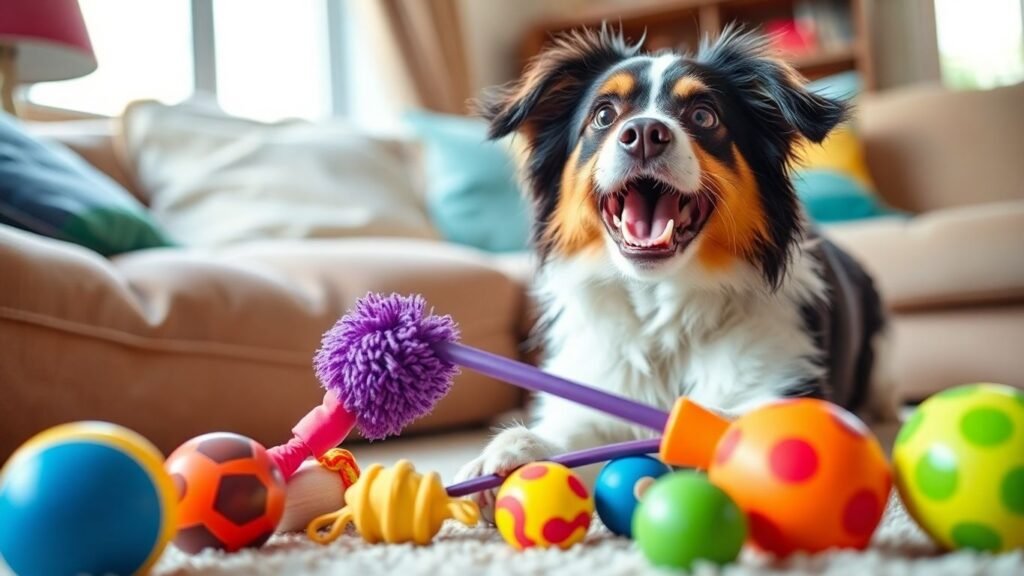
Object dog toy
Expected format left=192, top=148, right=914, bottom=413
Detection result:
left=165, top=432, right=286, bottom=553
left=300, top=292, right=705, bottom=469
left=303, top=437, right=659, bottom=546
left=495, top=462, right=594, bottom=550
left=703, top=398, right=891, bottom=556
left=307, top=459, right=479, bottom=545
left=300, top=292, right=891, bottom=555
left=447, top=437, right=661, bottom=497
left=0, top=422, right=177, bottom=576
left=594, top=455, right=671, bottom=537
left=893, top=383, right=1024, bottom=552
left=633, top=471, right=747, bottom=570
left=267, top=293, right=462, bottom=480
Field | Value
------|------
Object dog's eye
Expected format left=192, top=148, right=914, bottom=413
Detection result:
left=592, top=104, right=618, bottom=129
left=688, top=105, right=718, bottom=130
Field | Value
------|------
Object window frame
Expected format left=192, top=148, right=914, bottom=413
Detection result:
left=27, top=0, right=349, bottom=118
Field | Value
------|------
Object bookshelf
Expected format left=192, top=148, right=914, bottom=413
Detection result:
left=521, top=0, right=875, bottom=90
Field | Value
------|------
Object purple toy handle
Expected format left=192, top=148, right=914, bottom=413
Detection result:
left=439, top=343, right=670, bottom=431
left=445, top=438, right=662, bottom=497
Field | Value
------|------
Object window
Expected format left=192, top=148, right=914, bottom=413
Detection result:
left=27, top=0, right=342, bottom=121
left=212, top=0, right=332, bottom=121
left=28, top=0, right=194, bottom=115
left=934, top=0, right=1024, bottom=90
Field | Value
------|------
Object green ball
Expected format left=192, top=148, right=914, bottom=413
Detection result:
left=633, top=471, right=747, bottom=570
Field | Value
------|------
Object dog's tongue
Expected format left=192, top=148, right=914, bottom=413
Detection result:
left=622, top=187, right=680, bottom=245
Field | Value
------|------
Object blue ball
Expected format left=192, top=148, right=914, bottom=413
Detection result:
left=0, top=422, right=177, bottom=575
left=595, top=455, right=671, bottom=537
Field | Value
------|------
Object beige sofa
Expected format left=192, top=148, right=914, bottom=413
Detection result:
left=2, top=83, right=1022, bottom=461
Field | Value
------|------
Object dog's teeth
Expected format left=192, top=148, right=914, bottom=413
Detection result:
left=679, top=202, right=694, bottom=224
left=612, top=214, right=621, bottom=228
left=654, top=219, right=674, bottom=245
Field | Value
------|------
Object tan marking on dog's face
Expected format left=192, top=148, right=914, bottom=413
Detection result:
left=672, top=76, right=708, bottom=99
left=695, top=145, right=769, bottom=270
left=545, top=143, right=604, bottom=256
left=597, top=72, right=636, bottom=99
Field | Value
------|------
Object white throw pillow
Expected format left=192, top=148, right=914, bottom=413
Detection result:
left=119, top=101, right=438, bottom=246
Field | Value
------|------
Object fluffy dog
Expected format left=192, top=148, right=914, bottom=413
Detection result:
left=455, top=26, right=892, bottom=518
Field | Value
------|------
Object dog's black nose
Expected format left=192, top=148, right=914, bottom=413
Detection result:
left=618, top=118, right=672, bottom=162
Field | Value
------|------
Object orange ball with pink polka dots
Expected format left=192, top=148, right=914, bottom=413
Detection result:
left=663, top=398, right=892, bottom=556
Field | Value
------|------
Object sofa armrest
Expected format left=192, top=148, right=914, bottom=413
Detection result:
left=825, top=201, right=1024, bottom=311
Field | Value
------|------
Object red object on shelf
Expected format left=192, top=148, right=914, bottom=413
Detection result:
left=764, top=19, right=818, bottom=55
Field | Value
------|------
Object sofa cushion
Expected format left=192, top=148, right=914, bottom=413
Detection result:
left=825, top=201, right=1024, bottom=311
left=888, top=304, right=1024, bottom=402
left=0, top=225, right=526, bottom=459
left=858, top=82, right=1024, bottom=213
left=119, top=101, right=439, bottom=246
left=0, top=112, right=173, bottom=256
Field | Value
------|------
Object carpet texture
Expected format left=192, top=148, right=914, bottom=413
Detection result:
left=156, top=495, right=1024, bottom=576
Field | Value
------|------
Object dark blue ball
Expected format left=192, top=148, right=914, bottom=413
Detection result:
left=0, top=423, right=175, bottom=575
left=595, top=455, right=671, bottom=537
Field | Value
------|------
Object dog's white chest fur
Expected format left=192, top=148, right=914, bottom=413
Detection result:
left=528, top=248, right=826, bottom=442
left=453, top=245, right=830, bottom=519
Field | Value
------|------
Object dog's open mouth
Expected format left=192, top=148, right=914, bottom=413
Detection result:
left=599, top=176, right=714, bottom=259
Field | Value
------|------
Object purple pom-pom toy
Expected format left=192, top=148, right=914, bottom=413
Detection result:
left=267, top=292, right=670, bottom=486
left=314, top=292, right=460, bottom=440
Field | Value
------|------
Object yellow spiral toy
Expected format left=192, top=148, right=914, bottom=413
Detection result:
left=306, top=459, right=479, bottom=545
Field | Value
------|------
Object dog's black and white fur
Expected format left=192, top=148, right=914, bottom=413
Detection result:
left=455, top=27, right=893, bottom=517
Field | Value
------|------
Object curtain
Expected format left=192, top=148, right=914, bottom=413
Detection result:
left=375, top=0, right=473, bottom=115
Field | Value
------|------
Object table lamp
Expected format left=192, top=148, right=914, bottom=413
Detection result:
left=0, top=0, right=96, bottom=115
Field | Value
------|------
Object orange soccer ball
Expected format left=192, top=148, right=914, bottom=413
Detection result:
left=165, top=433, right=286, bottom=553
left=707, top=399, right=891, bottom=556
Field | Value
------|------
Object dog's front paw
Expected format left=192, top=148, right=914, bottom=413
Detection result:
left=454, top=427, right=558, bottom=523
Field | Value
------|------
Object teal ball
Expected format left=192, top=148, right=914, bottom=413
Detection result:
left=633, top=471, right=747, bottom=570
left=594, top=455, right=671, bottom=537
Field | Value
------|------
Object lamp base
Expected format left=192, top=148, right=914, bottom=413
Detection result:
left=0, top=45, right=18, bottom=115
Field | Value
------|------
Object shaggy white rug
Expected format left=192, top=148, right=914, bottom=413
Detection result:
left=155, top=496, right=1024, bottom=576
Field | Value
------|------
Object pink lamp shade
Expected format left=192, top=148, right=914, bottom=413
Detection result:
left=0, top=0, right=97, bottom=82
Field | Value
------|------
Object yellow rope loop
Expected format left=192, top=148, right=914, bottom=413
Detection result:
left=306, top=507, right=354, bottom=545
left=447, top=498, right=480, bottom=526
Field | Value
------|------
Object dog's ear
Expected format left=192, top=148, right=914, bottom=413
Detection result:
left=478, top=24, right=638, bottom=141
left=697, top=27, right=847, bottom=144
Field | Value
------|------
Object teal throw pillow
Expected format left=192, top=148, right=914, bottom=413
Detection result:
left=404, top=110, right=530, bottom=253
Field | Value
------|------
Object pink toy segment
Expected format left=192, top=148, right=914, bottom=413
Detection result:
left=268, top=391, right=357, bottom=480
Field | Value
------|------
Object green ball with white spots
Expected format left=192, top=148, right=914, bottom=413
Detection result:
left=894, top=383, right=1024, bottom=552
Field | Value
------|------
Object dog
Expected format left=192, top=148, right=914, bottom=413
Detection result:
left=455, top=26, right=893, bottom=519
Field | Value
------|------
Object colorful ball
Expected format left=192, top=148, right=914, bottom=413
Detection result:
left=595, top=455, right=671, bottom=537
left=495, top=461, right=594, bottom=550
left=165, top=432, right=286, bottom=553
left=633, top=471, right=746, bottom=570
left=0, top=422, right=177, bottom=575
left=893, top=383, right=1024, bottom=552
left=708, top=399, right=891, bottom=556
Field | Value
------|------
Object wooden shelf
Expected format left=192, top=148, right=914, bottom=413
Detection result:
left=521, top=0, right=874, bottom=89
left=786, top=45, right=858, bottom=77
